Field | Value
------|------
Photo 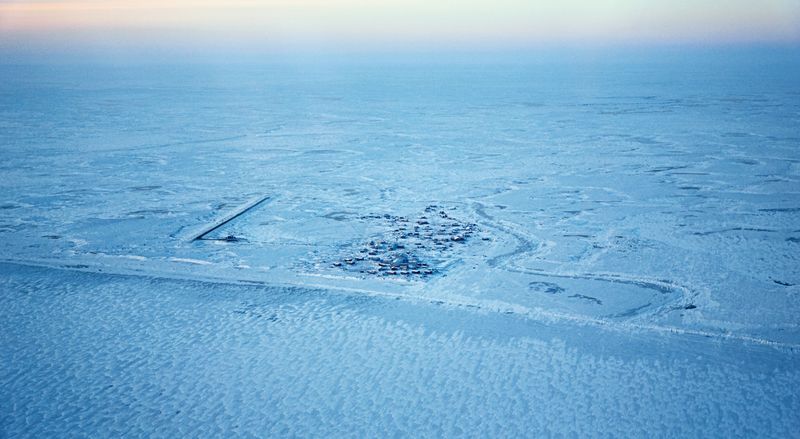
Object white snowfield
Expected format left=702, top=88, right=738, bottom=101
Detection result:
left=1, top=263, right=798, bottom=438
left=1, top=52, right=799, bottom=437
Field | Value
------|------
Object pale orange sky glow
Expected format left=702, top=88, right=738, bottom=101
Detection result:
left=1, top=0, right=799, bottom=57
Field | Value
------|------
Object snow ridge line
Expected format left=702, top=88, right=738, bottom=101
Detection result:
left=1, top=258, right=798, bottom=351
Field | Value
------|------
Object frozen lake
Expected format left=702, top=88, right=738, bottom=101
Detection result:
left=1, top=50, right=799, bottom=436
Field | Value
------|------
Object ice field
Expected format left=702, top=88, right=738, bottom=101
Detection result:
left=1, top=50, right=799, bottom=436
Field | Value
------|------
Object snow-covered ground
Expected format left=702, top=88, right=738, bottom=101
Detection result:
left=1, top=52, right=799, bottom=436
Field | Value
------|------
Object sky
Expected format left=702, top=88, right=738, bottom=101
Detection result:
left=1, top=0, right=799, bottom=59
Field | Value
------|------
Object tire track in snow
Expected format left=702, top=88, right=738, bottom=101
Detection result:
left=1, top=258, right=796, bottom=350
left=469, top=200, right=692, bottom=319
